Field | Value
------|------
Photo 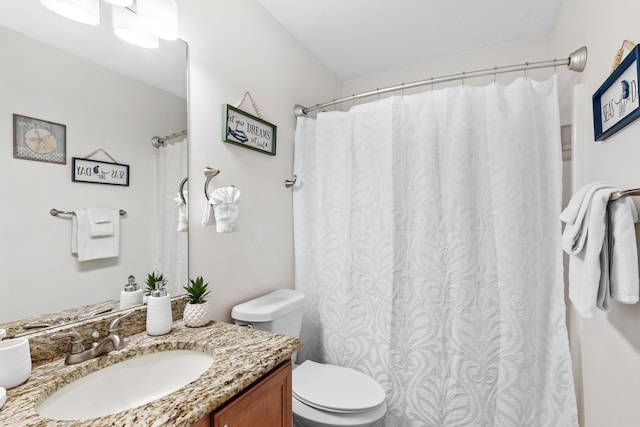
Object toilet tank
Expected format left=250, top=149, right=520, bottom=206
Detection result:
left=231, top=289, right=305, bottom=339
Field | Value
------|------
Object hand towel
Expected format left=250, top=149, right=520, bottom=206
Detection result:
left=209, top=187, right=241, bottom=233
left=72, top=209, right=120, bottom=262
left=608, top=197, right=640, bottom=304
left=86, top=207, right=115, bottom=237
left=563, top=186, right=616, bottom=318
left=560, top=182, right=613, bottom=254
left=201, top=201, right=215, bottom=226
left=175, top=190, right=188, bottom=232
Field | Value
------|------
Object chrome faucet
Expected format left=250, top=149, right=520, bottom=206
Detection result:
left=51, top=311, right=134, bottom=365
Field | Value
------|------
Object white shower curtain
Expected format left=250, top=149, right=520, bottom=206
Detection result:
left=293, top=76, right=577, bottom=426
left=153, top=138, right=188, bottom=296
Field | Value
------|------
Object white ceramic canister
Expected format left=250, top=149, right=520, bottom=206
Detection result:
left=146, top=294, right=173, bottom=336
left=0, top=338, right=31, bottom=389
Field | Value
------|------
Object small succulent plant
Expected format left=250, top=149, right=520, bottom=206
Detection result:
left=183, top=276, right=211, bottom=304
left=145, top=272, right=166, bottom=296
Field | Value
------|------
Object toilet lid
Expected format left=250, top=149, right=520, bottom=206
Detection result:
left=293, top=361, right=385, bottom=413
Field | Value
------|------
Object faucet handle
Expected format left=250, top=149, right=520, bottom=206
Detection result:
left=108, top=310, right=134, bottom=333
left=50, top=330, right=84, bottom=354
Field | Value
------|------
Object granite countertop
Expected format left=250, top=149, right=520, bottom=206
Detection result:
left=0, top=321, right=302, bottom=426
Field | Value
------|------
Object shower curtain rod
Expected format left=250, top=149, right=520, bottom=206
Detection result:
left=151, top=130, right=188, bottom=148
left=294, top=46, right=588, bottom=117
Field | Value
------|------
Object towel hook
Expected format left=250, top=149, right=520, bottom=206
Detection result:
left=285, top=175, right=297, bottom=188
left=204, top=167, right=221, bottom=200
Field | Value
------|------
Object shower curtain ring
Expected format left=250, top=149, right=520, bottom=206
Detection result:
left=493, top=66, right=498, bottom=83
left=401, top=83, right=405, bottom=97
left=430, top=77, right=434, bottom=91
left=461, top=71, right=466, bottom=86
left=525, top=62, right=530, bottom=79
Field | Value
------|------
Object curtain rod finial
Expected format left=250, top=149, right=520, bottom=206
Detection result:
left=294, top=104, right=306, bottom=117
left=568, top=46, right=588, bottom=72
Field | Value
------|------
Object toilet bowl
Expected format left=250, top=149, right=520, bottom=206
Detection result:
left=231, top=289, right=387, bottom=427
left=292, top=361, right=386, bottom=427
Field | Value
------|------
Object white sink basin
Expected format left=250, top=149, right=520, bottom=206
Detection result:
left=37, top=349, right=214, bottom=421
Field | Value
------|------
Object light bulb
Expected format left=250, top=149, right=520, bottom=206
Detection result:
left=113, top=6, right=159, bottom=49
left=137, top=0, right=179, bottom=41
left=40, top=0, right=100, bottom=25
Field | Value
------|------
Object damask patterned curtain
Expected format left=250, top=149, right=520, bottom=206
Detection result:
left=293, top=76, right=577, bottom=427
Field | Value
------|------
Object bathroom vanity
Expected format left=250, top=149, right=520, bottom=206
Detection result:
left=193, top=360, right=291, bottom=427
left=0, top=316, right=301, bottom=426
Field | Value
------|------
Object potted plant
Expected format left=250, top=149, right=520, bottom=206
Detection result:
left=182, top=276, right=211, bottom=327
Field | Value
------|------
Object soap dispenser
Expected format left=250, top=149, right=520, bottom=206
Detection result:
left=146, top=281, right=172, bottom=336
left=120, top=275, right=143, bottom=310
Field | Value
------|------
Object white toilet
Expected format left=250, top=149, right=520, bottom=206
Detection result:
left=231, top=289, right=387, bottom=427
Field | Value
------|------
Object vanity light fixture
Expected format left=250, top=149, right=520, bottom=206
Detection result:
left=137, top=0, right=179, bottom=41
left=112, top=6, right=159, bottom=49
left=40, top=0, right=100, bottom=25
left=104, top=0, right=133, bottom=6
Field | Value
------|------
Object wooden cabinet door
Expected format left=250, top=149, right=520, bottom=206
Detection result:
left=212, top=360, right=292, bottom=427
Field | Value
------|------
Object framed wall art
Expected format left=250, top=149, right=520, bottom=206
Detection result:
left=222, top=104, right=277, bottom=156
left=13, top=114, right=66, bottom=164
left=72, top=157, right=130, bottom=186
left=593, top=44, right=640, bottom=141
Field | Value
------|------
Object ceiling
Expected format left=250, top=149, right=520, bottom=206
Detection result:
left=256, top=0, right=565, bottom=80
left=0, top=0, right=187, bottom=98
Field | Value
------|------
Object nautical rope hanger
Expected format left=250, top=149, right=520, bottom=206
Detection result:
left=294, top=46, right=588, bottom=117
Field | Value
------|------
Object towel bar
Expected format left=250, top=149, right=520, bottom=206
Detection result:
left=610, top=188, right=640, bottom=201
left=50, top=209, right=127, bottom=216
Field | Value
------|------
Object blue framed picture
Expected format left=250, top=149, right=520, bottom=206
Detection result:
left=593, top=44, right=640, bottom=141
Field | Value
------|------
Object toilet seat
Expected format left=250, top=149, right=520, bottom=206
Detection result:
left=292, top=361, right=385, bottom=414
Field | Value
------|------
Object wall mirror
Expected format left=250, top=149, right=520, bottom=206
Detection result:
left=0, top=0, right=189, bottom=336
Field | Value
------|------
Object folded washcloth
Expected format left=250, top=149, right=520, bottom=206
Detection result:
left=209, top=187, right=241, bottom=233
left=72, top=209, right=120, bottom=262
left=86, top=207, right=115, bottom=237
left=175, top=189, right=188, bottom=232
left=562, top=186, right=616, bottom=318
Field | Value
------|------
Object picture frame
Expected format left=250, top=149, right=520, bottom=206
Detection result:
left=222, top=104, right=277, bottom=155
left=592, top=44, right=640, bottom=141
left=13, top=114, right=66, bottom=164
left=71, top=157, right=130, bottom=186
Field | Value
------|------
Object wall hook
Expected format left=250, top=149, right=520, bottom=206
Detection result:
left=285, top=175, right=297, bottom=188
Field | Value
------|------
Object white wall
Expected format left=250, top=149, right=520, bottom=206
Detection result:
left=177, top=0, right=341, bottom=322
left=0, top=26, right=187, bottom=323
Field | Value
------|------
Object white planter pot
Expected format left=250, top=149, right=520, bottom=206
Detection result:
left=183, top=302, right=210, bottom=327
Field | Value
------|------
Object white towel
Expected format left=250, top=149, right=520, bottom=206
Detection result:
left=560, top=182, right=613, bottom=254
left=72, top=209, right=120, bottom=262
left=208, top=187, right=241, bottom=233
left=608, top=197, right=639, bottom=304
left=561, top=183, right=640, bottom=317
left=175, top=190, right=188, bottom=232
left=562, top=186, right=616, bottom=318
left=86, top=208, right=116, bottom=237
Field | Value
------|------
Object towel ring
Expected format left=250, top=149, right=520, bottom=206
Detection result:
left=204, top=167, right=220, bottom=200
left=179, top=177, right=188, bottom=204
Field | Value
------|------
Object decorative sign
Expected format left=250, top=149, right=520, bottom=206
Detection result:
left=222, top=104, right=277, bottom=155
left=72, top=157, right=130, bottom=186
left=593, top=44, right=640, bottom=141
left=13, top=114, right=66, bottom=164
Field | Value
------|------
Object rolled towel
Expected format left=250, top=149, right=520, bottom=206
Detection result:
left=209, top=187, right=241, bottom=233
